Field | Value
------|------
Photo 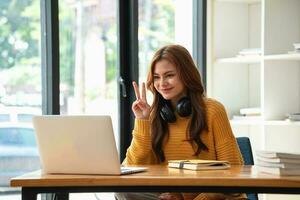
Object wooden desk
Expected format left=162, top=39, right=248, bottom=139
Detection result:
left=10, top=165, right=300, bottom=200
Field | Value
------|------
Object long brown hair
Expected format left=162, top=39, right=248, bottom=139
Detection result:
left=146, top=44, right=208, bottom=163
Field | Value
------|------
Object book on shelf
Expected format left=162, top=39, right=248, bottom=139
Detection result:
left=236, top=54, right=261, bottom=58
left=168, top=159, right=230, bottom=171
left=232, top=115, right=262, bottom=121
left=289, top=43, right=300, bottom=54
left=287, top=113, right=300, bottom=121
left=239, top=107, right=261, bottom=116
left=238, top=48, right=261, bottom=56
left=256, top=150, right=300, bottom=176
left=293, top=43, right=300, bottom=50
left=256, top=165, right=300, bottom=176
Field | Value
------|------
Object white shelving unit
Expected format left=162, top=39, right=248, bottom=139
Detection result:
left=207, top=1, right=300, bottom=199
left=264, top=53, right=300, bottom=60
left=216, top=55, right=261, bottom=64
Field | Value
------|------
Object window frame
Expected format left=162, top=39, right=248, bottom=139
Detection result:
left=40, top=0, right=60, bottom=115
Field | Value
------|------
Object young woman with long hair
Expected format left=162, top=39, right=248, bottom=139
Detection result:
left=115, top=44, right=245, bottom=200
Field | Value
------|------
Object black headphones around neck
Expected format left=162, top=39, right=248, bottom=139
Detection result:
left=160, top=96, right=192, bottom=123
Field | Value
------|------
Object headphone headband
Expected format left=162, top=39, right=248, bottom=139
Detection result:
left=160, top=97, right=191, bottom=123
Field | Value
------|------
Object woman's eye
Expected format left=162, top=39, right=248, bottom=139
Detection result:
left=166, top=74, right=174, bottom=78
left=153, top=76, right=160, bottom=80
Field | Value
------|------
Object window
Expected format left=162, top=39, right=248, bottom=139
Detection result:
left=0, top=0, right=42, bottom=198
left=138, top=0, right=193, bottom=83
left=59, top=0, right=118, bottom=142
left=0, top=114, right=9, bottom=122
left=59, top=1, right=117, bottom=199
left=0, top=127, right=36, bottom=146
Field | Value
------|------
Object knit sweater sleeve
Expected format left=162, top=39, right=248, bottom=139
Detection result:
left=122, top=119, right=155, bottom=165
left=212, top=102, right=244, bottom=165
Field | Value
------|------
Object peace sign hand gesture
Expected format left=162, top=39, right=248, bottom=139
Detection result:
left=132, top=81, right=151, bottom=120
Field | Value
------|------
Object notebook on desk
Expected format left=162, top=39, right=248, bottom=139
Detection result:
left=32, top=115, right=146, bottom=175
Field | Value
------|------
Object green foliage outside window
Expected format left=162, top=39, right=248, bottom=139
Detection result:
left=0, top=0, right=39, bottom=69
left=0, top=0, right=175, bottom=104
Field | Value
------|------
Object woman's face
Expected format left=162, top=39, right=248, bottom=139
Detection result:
left=153, top=59, right=186, bottom=104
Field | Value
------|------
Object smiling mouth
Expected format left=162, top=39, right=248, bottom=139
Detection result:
left=161, top=88, right=172, bottom=93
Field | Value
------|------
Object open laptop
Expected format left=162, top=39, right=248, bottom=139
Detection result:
left=32, top=115, right=146, bottom=175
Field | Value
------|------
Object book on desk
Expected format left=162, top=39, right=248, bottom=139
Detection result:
left=256, top=150, right=300, bottom=176
left=168, top=159, right=230, bottom=171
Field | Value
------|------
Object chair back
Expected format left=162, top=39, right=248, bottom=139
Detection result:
left=236, top=137, right=258, bottom=200
left=236, top=137, right=254, bottom=165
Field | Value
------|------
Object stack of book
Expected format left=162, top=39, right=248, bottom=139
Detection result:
left=288, top=43, right=300, bottom=54
left=287, top=113, right=300, bottom=121
left=237, top=48, right=261, bottom=56
left=256, top=150, right=300, bottom=175
left=293, top=43, right=300, bottom=52
left=232, top=107, right=261, bottom=121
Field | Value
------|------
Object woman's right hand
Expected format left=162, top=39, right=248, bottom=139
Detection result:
left=132, top=81, right=151, bottom=119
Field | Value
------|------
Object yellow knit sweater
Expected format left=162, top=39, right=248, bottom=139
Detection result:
left=124, top=98, right=245, bottom=200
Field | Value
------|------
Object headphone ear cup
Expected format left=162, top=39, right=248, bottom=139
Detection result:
left=160, top=104, right=176, bottom=123
left=176, top=97, right=192, bottom=117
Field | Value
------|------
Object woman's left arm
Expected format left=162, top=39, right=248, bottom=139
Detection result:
left=212, top=103, right=244, bottom=165
left=179, top=103, right=246, bottom=200
left=208, top=103, right=247, bottom=200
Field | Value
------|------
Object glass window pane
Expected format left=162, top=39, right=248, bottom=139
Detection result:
left=138, top=0, right=193, bottom=82
left=59, top=0, right=118, bottom=131
left=59, top=1, right=118, bottom=199
left=0, top=114, right=10, bottom=122
left=0, top=0, right=42, bottom=198
left=17, top=114, right=34, bottom=123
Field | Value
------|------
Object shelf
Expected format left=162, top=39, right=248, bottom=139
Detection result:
left=211, top=0, right=300, bottom=175
left=230, top=119, right=262, bottom=125
left=264, top=120, right=300, bottom=126
left=230, top=119, right=300, bottom=126
left=216, top=0, right=260, bottom=4
left=215, top=56, right=261, bottom=64
left=216, top=53, right=300, bottom=64
left=264, top=53, right=300, bottom=61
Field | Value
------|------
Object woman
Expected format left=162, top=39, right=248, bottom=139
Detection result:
left=116, top=44, right=245, bottom=200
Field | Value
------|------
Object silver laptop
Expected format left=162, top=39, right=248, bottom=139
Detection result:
left=32, top=115, right=146, bottom=175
